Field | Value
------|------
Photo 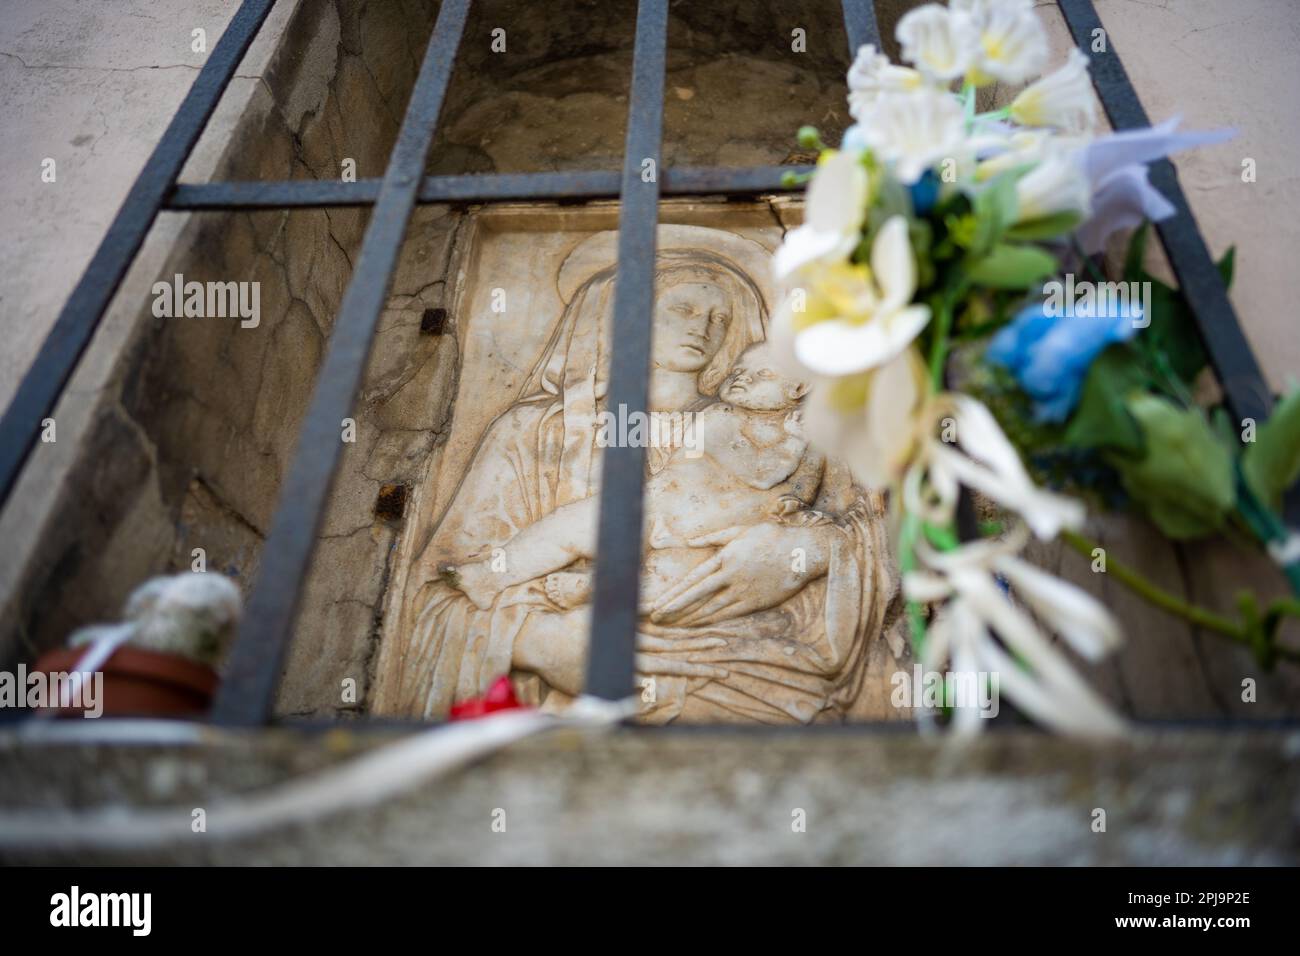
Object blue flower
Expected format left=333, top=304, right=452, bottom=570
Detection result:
left=909, top=169, right=940, bottom=215
left=986, top=298, right=1140, bottom=422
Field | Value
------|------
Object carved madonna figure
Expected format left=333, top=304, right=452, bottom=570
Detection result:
left=377, top=224, right=906, bottom=723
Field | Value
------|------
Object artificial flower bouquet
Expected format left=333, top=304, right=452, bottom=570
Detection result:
left=772, top=0, right=1300, bottom=733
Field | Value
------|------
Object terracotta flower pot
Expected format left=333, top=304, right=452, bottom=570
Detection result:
left=33, top=645, right=219, bottom=718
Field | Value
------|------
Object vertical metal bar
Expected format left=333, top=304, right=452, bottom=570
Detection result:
left=1057, top=0, right=1272, bottom=429
left=0, top=0, right=277, bottom=506
left=583, top=0, right=669, bottom=701
left=210, top=0, right=472, bottom=725
left=839, top=0, right=880, bottom=56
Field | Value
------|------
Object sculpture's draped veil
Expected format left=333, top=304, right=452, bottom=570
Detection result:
left=515, top=245, right=767, bottom=511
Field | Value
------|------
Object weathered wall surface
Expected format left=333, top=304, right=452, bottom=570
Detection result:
left=0, top=0, right=262, bottom=414
left=426, top=0, right=858, bottom=173
left=0, top=0, right=447, bottom=718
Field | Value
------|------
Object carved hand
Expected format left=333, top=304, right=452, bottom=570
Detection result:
left=648, top=520, right=833, bottom=627
left=513, top=607, right=729, bottom=695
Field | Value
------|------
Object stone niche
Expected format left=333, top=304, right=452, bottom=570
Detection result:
left=0, top=0, right=895, bottom=721
left=2, top=0, right=1295, bottom=726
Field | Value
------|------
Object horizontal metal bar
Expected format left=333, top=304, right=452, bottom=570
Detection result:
left=0, top=0, right=277, bottom=507
left=664, top=164, right=807, bottom=195
left=1058, top=0, right=1272, bottom=428
left=169, top=178, right=383, bottom=208
left=584, top=0, right=669, bottom=702
left=166, top=165, right=810, bottom=210
left=209, top=0, right=473, bottom=727
left=840, top=0, right=881, bottom=55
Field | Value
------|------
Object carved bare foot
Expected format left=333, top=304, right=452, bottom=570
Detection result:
left=439, top=560, right=500, bottom=611
left=544, top=571, right=592, bottom=609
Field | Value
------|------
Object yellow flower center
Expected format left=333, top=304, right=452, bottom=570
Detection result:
left=982, top=33, right=1007, bottom=63
left=827, top=371, right=873, bottom=412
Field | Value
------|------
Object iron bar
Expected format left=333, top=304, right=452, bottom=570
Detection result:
left=210, top=0, right=472, bottom=725
left=583, top=0, right=670, bottom=701
left=166, top=165, right=809, bottom=211
left=840, top=0, right=881, bottom=56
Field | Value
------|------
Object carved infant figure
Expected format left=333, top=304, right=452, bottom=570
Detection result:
left=444, top=342, right=826, bottom=611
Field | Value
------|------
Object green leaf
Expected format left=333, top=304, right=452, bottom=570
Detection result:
left=1210, top=405, right=1239, bottom=457
left=944, top=212, right=979, bottom=251
left=1004, top=211, right=1083, bottom=241
left=870, top=174, right=914, bottom=230
left=1140, top=279, right=1208, bottom=385
left=909, top=219, right=936, bottom=290
left=1123, top=221, right=1150, bottom=283
left=967, top=243, right=1057, bottom=290
left=1064, top=345, right=1149, bottom=455
left=968, top=174, right=1019, bottom=257
left=1110, top=394, right=1236, bottom=539
left=922, top=522, right=960, bottom=551
left=1121, top=221, right=1225, bottom=388
left=1122, top=221, right=1234, bottom=288
left=1217, top=245, right=1236, bottom=289
left=1242, top=388, right=1300, bottom=511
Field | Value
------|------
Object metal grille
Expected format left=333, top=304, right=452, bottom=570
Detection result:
left=0, top=0, right=1280, bottom=726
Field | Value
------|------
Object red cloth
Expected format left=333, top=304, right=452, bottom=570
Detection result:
left=448, top=675, right=528, bottom=720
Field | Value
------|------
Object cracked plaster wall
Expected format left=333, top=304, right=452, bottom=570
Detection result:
left=424, top=0, right=883, bottom=174
left=0, top=0, right=448, bottom=718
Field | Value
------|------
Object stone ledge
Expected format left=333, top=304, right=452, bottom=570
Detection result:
left=1, top=725, right=1295, bottom=864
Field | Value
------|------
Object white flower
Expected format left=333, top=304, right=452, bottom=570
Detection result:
left=772, top=150, right=869, bottom=280
left=858, top=88, right=966, bottom=185
left=955, top=0, right=1048, bottom=85
left=896, top=4, right=978, bottom=82
left=905, top=526, right=1126, bottom=736
left=846, top=44, right=924, bottom=120
left=973, top=127, right=1053, bottom=181
left=1015, top=152, right=1092, bottom=223
left=1010, top=49, right=1097, bottom=132
left=778, top=216, right=930, bottom=377
left=909, top=394, right=1086, bottom=539
left=803, top=360, right=1086, bottom=544
left=803, top=346, right=930, bottom=490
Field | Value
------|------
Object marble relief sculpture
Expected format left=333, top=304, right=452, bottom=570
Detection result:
left=382, top=225, right=905, bottom=723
